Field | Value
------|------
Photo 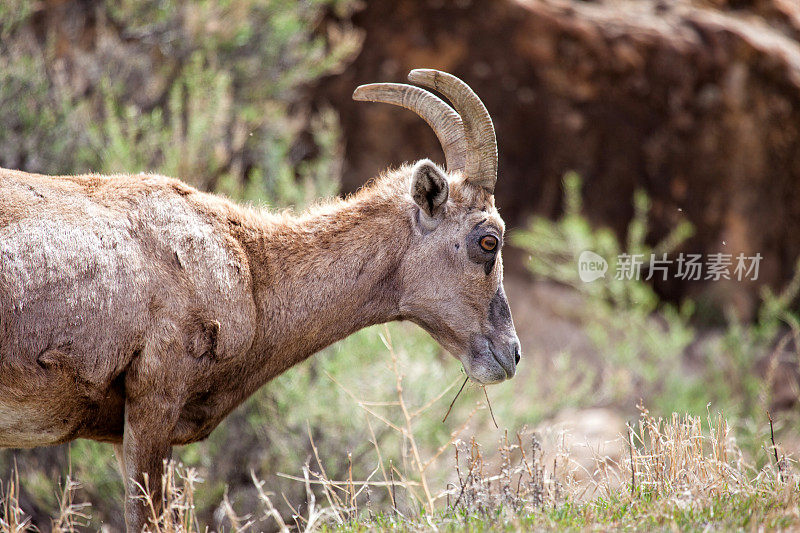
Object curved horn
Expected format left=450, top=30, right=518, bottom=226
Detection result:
left=353, top=83, right=466, bottom=172
left=408, top=69, right=497, bottom=194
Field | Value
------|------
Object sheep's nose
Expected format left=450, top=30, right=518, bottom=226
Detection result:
left=513, top=341, right=521, bottom=365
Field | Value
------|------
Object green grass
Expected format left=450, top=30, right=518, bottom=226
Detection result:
left=321, top=492, right=800, bottom=531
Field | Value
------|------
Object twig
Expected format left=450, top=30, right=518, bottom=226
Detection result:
left=767, top=411, right=785, bottom=482
left=411, top=376, right=462, bottom=418
left=347, top=452, right=355, bottom=519
left=251, top=470, right=290, bottom=533
left=279, top=468, right=388, bottom=516
left=280, top=490, right=304, bottom=529
left=451, top=454, right=476, bottom=510
left=627, top=422, right=636, bottom=496
left=425, top=404, right=480, bottom=471
left=347, top=466, right=382, bottom=503
left=443, top=377, right=469, bottom=423
left=390, top=460, right=397, bottom=517
left=365, top=417, right=394, bottom=506
left=305, top=422, right=345, bottom=519
left=324, top=370, right=406, bottom=434
left=384, top=327, right=435, bottom=512
left=483, top=386, right=499, bottom=429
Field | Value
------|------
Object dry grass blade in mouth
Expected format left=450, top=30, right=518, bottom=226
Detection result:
left=483, top=386, right=499, bottom=429
left=442, top=377, right=469, bottom=423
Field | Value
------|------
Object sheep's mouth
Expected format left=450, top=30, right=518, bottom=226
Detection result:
left=461, top=337, right=514, bottom=385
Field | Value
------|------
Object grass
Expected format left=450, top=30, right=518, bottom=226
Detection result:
left=4, top=401, right=796, bottom=531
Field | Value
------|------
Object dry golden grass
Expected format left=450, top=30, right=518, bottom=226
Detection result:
left=3, top=404, right=798, bottom=531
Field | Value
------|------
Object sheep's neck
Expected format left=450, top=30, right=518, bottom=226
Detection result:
left=242, top=196, right=409, bottom=380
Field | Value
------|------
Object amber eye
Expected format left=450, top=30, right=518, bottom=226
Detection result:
left=480, top=235, right=498, bottom=252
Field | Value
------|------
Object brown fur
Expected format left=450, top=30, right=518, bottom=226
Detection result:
left=0, top=160, right=519, bottom=531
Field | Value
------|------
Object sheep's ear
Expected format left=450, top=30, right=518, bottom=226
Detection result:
left=411, top=159, right=448, bottom=230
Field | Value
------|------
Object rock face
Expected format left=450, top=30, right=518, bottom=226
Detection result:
left=317, top=0, right=800, bottom=313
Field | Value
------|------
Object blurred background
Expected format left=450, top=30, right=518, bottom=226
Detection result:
left=2, top=0, right=800, bottom=530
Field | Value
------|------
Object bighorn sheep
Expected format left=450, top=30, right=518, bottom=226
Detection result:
left=0, top=69, right=520, bottom=531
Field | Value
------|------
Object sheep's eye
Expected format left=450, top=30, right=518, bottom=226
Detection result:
left=480, top=235, right=498, bottom=252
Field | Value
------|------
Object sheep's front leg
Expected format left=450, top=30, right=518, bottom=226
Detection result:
left=121, top=399, right=176, bottom=532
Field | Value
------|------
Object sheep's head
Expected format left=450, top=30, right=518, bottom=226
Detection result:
left=354, top=69, right=521, bottom=385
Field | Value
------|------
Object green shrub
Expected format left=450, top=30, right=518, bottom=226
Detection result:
left=512, top=172, right=696, bottom=411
